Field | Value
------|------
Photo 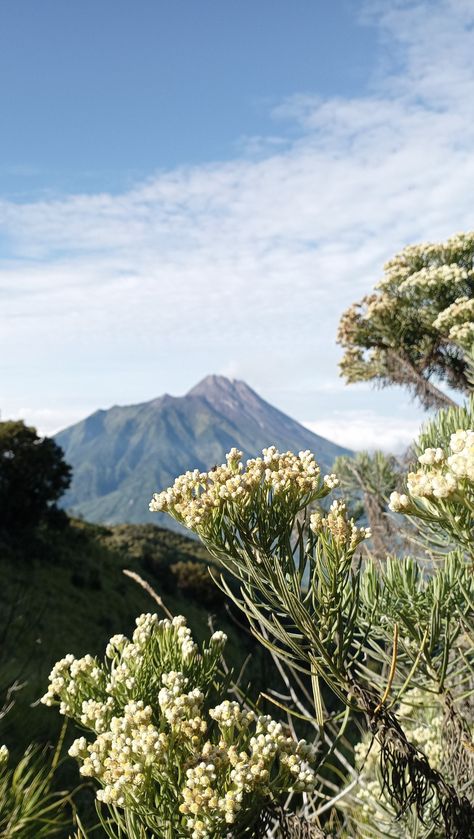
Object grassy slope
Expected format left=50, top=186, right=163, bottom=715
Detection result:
left=0, top=520, right=276, bottom=757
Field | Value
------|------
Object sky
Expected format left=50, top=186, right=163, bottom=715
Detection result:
left=1, top=0, right=473, bottom=452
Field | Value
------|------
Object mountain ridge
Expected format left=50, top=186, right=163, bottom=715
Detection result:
left=55, top=375, right=351, bottom=527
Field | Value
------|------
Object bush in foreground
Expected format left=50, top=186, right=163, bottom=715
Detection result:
left=42, top=612, right=317, bottom=838
left=150, top=433, right=474, bottom=838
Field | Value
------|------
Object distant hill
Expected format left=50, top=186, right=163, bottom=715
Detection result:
left=55, top=375, right=351, bottom=526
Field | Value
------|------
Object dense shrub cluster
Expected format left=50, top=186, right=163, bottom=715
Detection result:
left=42, top=613, right=317, bottom=838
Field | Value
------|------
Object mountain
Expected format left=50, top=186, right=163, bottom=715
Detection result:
left=55, top=375, right=351, bottom=526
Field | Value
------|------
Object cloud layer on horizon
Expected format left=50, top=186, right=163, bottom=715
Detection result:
left=304, top=411, right=423, bottom=455
left=1, top=0, right=473, bottom=448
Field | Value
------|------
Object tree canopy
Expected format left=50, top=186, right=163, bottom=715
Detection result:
left=0, top=420, right=71, bottom=534
left=337, top=231, right=474, bottom=409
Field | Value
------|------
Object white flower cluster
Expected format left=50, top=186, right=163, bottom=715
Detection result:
left=252, top=715, right=317, bottom=791
left=70, top=700, right=168, bottom=806
left=434, top=296, right=474, bottom=349
left=434, top=295, right=474, bottom=331
left=150, top=447, right=334, bottom=536
left=324, top=473, right=339, bottom=489
left=389, top=430, right=474, bottom=509
left=209, top=700, right=256, bottom=730
left=209, top=630, right=227, bottom=648
left=310, top=500, right=371, bottom=551
left=131, top=612, right=158, bottom=647
left=408, top=469, right=458, bottom=499
left=158, top=671, right=206, bottom=743
left=104, top=614, right=197, bottom=695
left=80, top=697, right=115, bottom=733
left=387, top=492, right=410, bottom=513
left=446, top=430, right=474, bottom=484
left=449, top=321, right=474, bottom=348
left=398, top=263, right=469, bottom=293
left=181, top=759, right=229, bottom=837
left=378, top=232, right=474, bottom=290
left=44, top=614, right=317, bottom=837
left=42, top=614, right=204, bottom=716
left=180, top=714, right=317, bottom=838
left=417, top=447, right=445, bottom=466
left=359, top=292, right=398, bottom=320
left=105, top=634, right=128, bottom=659
left=165, top=615, right=198, bottom=660
left=41, top=652, right=104, bottom=715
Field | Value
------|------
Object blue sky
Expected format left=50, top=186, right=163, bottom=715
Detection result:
left=0, top=1, right=374, bottom=196
left=1, top=0, right=474, bottom=451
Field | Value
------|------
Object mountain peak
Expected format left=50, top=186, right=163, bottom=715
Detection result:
left=188, top=374, right=246, bottom=398
left=186, top=375, right=266, bottom=415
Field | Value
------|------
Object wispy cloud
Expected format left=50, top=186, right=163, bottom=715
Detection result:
left=1, top=0, right=473, bottom=451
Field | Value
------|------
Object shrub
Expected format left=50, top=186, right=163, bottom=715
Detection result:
left=0, top=420, right=71, bottom=536
left=0, top=739, right=71, bottom=836
left=43, top=613, right=317, bottom=838
left=170, top=560, right=222, bottom=606
left=151, top=442, right=474, bottom=838
left=337, top=231, right=474, bottom=409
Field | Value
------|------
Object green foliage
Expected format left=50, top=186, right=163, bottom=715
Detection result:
left=98, top=523, right=217, bottom=578
left=337, top=231, right=474, bottom=409
left=170, top=561, right=221, bottom=606
left=416, top=393, right=474, bottom=454
left=0, top=420, right=71, bottom=536
left=6, top=240, right=474, bottom=837
left=333, top=451, right=399, bottom=500
left=0, top=518, right=272, bottom=773
left=333, top=450, right=401, bottom=555
left=154, top=438, right=474, bottom=838
left=390, top=405, right=474, bottom=558
left=359, top=551, right=474, bottom=694
left=0, top=743, right=71, bottom=837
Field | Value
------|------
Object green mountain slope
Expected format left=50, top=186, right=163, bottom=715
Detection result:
left=55, top=375, right=351, bottom=525
left=0, top=520, right=274, bottom=758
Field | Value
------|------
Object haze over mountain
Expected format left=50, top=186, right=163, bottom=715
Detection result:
left=55, top=375, right=351, bottom=526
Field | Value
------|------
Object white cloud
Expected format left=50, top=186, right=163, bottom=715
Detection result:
left=304, top=411, right=424, bottom=454
left=1, top=0, right=473, bottom=436
left=2, top=406, right=96, bottom=437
